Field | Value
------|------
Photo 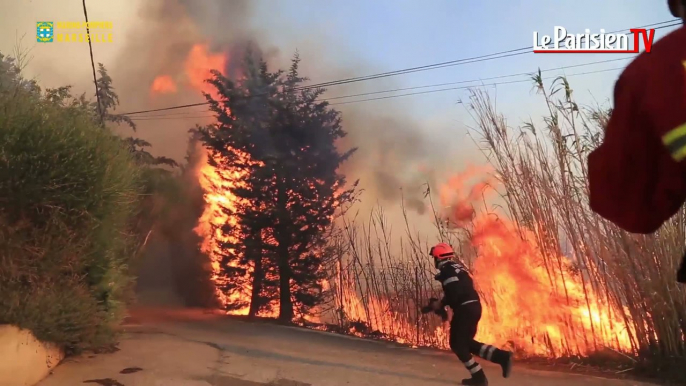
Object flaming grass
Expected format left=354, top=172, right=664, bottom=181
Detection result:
left=322, top=76, right=685, bottom=379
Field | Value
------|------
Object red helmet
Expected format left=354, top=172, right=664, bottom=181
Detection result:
left=430, top=243, right=455, bottom=261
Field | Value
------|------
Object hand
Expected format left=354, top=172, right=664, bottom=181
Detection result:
left=421, top=297, right=443, bottom=315
left=435, top=307, right=449, bottom=322
left=420, top=305, right=433, bottom=314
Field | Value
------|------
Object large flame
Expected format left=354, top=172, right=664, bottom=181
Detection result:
left=149, top=43, right=225, bottom=100
left=184, top=44, right=226, bottom=101
left=439, top=169, right=634, bottom=356
left=321, top=168, right=634, bottom=357
left=162, top=43, right=278, bottom=317
left=193, top=148, right=258, bottom=314
left=149, top=40, right=634, bottom=356
left=150, top=75, right=177, bottom=95
left=147, top=42, right=264, bottom=314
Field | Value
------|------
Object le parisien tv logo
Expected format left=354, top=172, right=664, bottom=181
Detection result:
left=533, top=26, right=655, bottom=53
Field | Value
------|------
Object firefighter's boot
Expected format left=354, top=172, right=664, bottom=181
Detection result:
left=479, top=345, right=513, bottom=378
left=497, top=350, right=513, bottom=378
left=461, top=370, right=488, bottom=386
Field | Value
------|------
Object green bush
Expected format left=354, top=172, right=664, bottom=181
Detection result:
left=0, top=58, right=141, bottom=353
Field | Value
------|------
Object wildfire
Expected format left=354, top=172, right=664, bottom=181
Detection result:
left=152, top=37, right=634, bottom=358
left=150, top=75, right=177, bottom=94
left=146, top=41, right=258, bottom=314
left=194, top=148, right=252, bottom=313
left=320, top=168, right=634, bottom=358
left=148, top=43, right=226, bottom=100
left=184, top=44, right=226, bottom=101
left=440, top=170, right=634, bottom=356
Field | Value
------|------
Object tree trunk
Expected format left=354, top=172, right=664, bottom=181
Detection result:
left=277, top=240, right=293, bottom=322
left=275, top=178, right=294, bottom=322
left=248, top=229, right=264, bottom=318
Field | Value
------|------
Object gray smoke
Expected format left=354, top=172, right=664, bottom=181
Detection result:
left=106, top=0, right=445, bottom=215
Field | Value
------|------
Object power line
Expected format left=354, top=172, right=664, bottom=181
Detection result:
left=330, top=66, right=623, bottom=106
left=121, top=51, right=531, bottom=117
left=122, top=19, right=681, bottom=117
left=123, top=101, right=209, bottom=116
left=324, top=56, right=633, bottom=102
left=289, top=19, right=679, bottom=90
left=130, top=56, right=634, bottom=119
left=130, top=115, right=215, bottom=121
left=129, top=65, right=625, bottom=121
left=127, top=107, right=211, bottom=118
left=82, top=0, right=103, bottom=125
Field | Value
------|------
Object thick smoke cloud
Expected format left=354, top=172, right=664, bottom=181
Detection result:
left=337, top=110, right=444, bottom=216
left=101, top=0, right=458, bottom=301
left=108, top=0, right=443, bottom=215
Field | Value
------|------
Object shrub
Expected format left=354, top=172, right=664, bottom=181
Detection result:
left=0, top=55, right=141, bottom=353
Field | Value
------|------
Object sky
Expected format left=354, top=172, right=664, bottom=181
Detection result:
left=255, top=0, right=677, bottom=125
left=0, top=0, right=678, bottom=151
left=0, top=0, right=682, bottom=239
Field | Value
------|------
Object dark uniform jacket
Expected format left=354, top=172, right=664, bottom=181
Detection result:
left=588, top=26, right=686, bottom=233
left=435, top=261, right=480, bottom=310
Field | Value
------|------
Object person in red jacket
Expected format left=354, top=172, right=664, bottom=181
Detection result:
left=587, top=0, right=686, bottom=282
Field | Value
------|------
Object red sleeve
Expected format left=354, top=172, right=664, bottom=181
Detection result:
left=588, top=58, right=686, bottom=234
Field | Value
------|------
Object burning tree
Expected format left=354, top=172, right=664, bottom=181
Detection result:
left=197, top=50, right=357, bottom=321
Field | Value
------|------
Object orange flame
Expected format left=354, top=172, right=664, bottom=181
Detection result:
left=148, top=43, right=226, bottom=99
left=184, top=43, right=226, bottom=101
left=193, top=147, right=280, bottom=317
left=174, top=38, right=633, bottom=357
left=321, top=168, right=634, bottom=357
left=194, top=148, right=247, bottom=310
left=150, top=75, right=177, bottom=95
left=440, top=169, right=634, bottom=356
left=179, top=42, right=277, bottom=316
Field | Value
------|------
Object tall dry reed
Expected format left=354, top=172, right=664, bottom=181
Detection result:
left=323, top=76, right=685, bottom=379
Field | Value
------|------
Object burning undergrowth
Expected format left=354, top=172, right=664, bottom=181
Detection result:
left=295, top=166, right=635, bottom=359
left=161, top=48, right=634, bottom=354
left=112, top=0, right=641, bottom=363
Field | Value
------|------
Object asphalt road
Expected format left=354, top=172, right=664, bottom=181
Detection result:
left=38, top=308, right=654, bottom=386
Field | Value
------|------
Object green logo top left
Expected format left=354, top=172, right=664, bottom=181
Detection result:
left=37, top=22, right=54, bottom=43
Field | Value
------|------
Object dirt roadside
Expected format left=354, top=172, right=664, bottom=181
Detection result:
left=37, top=308, right=657, bottom=386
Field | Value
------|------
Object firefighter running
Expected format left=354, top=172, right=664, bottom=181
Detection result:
left=421, top=243, right=513, bottom=386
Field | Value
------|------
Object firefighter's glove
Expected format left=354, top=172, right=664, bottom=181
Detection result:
left=420, top=297, right=440, bottom=314
left=435, top=307, right=449, bottom=322
left=421, top=298, right=447, bottom=321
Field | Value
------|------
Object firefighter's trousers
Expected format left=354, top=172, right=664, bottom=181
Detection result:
left=449, top=301, right=508, bottom=371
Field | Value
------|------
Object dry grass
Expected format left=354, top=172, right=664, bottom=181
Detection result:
left=321, top=76, right=685, bottom=381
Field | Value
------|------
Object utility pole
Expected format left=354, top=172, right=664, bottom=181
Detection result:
left=82, top=0, right=104, bottom=126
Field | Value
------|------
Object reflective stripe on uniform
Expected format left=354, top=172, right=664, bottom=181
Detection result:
left=461, top=299, right=478, bottom=306
left=469, top=364, right=483, bottom=374
left=661, top=122, right=686, bottom=161
left=486, top=345, right=496, bottom=361
left=442, top=276, right=459, bottom=285
left=463, top=358, right=482, bottom=374
left=478, top=344, right=497, bottom=360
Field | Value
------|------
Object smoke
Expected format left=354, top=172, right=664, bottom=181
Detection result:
left=104, top=0, right=453, bottom=217
left=337, top=109, right=448, bottom=216
left=96, top=0, right=466, bottom=298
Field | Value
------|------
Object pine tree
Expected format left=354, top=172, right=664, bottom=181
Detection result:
left=198, top=49, right=357, bottom=321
